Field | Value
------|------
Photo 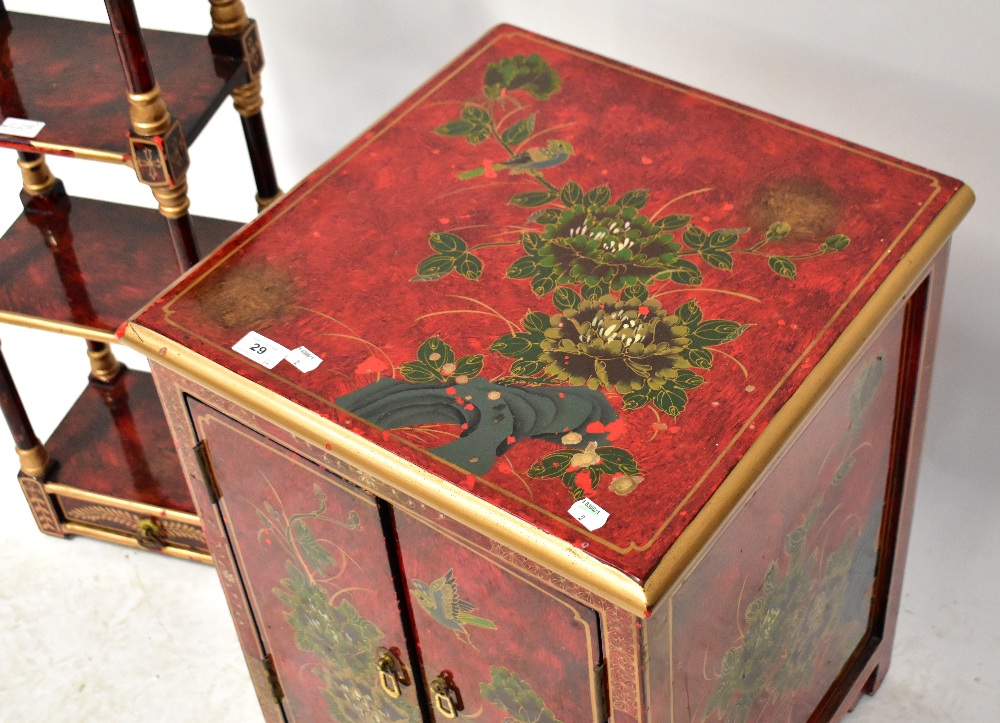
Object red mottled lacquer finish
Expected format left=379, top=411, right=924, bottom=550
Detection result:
left=0, top=196, right=239, bottom=335
left=47, top=368, right=195, bottom=513
left=0, top=12, right=243, bottom=157
left=189, top=400, right=424, bottom=721
left=394, top=507, right=603, bottom=721
left=131, top=25, right=964, bottom=583
left=647, top=302, right=905, bottom=722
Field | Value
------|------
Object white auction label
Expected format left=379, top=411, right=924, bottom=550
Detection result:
left=286, top=345, right=322, bottom=373
left=232, top=331, right=289, bottom=369
left=568, top=498, right=610, bottom=531
left=0, top=118, right=46, bottom=138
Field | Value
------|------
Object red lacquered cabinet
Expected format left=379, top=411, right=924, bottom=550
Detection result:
left=123, top=26, right=972, bottom=721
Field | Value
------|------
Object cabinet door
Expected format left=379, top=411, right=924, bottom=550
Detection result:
left=188, top=400, right=423, bottom=722
left=393, top=507, right=607, bottom=722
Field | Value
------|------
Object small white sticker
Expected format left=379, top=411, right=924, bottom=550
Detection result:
left=0, top=118, right=46, bottom=138
left=232, top=331, right=289, bottom=369
left=568, top=498, right=610, bottom=531
left=286, top=346, right=322, bottom=373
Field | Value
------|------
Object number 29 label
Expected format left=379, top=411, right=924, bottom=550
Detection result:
left=232, top=331, right=290, bottom=369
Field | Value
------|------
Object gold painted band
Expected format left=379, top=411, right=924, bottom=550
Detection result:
left=25, top=141, right=128, bottom=165
left=61, top=522, right=212, bottom=564
left=0, top=312, right=118, bottom=343
left=45, top=483, right=202, bottom=526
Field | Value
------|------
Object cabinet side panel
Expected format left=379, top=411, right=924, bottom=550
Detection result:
left=393, top=507, right=606, bottom=722
left=649, top=302, right=907, bottom=722
left=188, top=399, right=423, bottom=722
left=149, top=365, right=284, bottom=723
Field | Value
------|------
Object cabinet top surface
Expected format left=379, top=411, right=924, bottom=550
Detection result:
left=128, top=26, right=967, bottom=588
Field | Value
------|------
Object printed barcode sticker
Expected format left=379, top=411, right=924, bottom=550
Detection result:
left=286, top=346, right=322, bottom=373
left=568, top=498, right=610, bottom=531
left=232, top=331, right=289, bottom=369
left=0, top=118, right=46, bottom=138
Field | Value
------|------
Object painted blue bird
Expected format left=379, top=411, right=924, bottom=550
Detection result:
left=457, top=139, right=573, bottom=180
left=411, top=569, right=496, bottom=647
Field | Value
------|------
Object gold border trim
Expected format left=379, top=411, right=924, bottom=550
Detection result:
left=13, top=141, right=129, bottom=165
left=0, top=311, right=117, bottom=343
left=61, top=521, right=212, bottom=564
left=45, top=482, right=202, bottom=526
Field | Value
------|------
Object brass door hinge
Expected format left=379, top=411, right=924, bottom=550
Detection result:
left=263, top=653, right=284, bottom=702
left=193, top=441, right=222, bottom=504
left=594, top=660, right=609, bottom=721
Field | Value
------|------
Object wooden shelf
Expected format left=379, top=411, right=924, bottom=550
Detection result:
left=0, top=12, right=245, bottom=163
left=0, top=195, right=241, bottom=341
left=44, top=367, right=209, bottom=557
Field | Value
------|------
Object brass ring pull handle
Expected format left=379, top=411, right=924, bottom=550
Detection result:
left=430, top=672, right=460, bottom=718
left=376, top=649, right=406, bottom=699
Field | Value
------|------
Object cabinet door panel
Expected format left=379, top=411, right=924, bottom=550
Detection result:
left=393, top=508, right=605, bottom=722
left=189, top=400, right=422, bottom=722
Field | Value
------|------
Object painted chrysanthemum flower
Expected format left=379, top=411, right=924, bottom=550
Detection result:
left=538, top=204, right=680, bottom=290
left=540, top=295, right=692, bottom=393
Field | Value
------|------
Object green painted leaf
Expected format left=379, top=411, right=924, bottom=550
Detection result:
left=617, top=189, right=648, bottom=208
left=560, top=181, right=583, bottom=207
left=531, top=274, right=557, bottom=296
left=621, top=389, right=650, bottom=411
left=654, top=385, right=688, bottom=418
left=768, top=255, right=797, bottom=279
left=523, top=311, right=551, bottom=332
left=552, top=287, right=582, bottom=311
left=510, top=359, right=546, bottom=376
left=700, top=249, right=734, bottom=270
left=691, top=320, right=749, bottom=347
left=580, top=280, right=609, bottom=299
left=465, top=125, right=490, bottom=144
left=673, top=369, right=706, bottom=390
left=822, top=234, right=851, bottom=251
left=490, top=333, right=538, bottom=358
left=510, top=191, right=557, bottom=207
left=414, top=254, right=455, bottom=279
left=501, top=113, right=535, bottom=146
left=530, top=208, right=562, bottom=225
left=292, top=519, right=336, bottom=576
left=455, top=252, right=483, bottom=280
left=484, top=54, right=562, bottom=101
left=417, top=336, right=454, bottom=368
left=584, top=184, right=611, bottom=206
left=676, top=299, right=703, bottom=327
left=429, top=232, right=467, bottom=254
left=656, top=258, right=703, bottom=285
left=520, top=231, right=544, bottom=254
left=506, top=257, right=538, bottom=279
left=683, top=226, right=708, bottom=249
left=528, top=450, right=576, bottom=478
left=657, top=214, right=691, bottom=231
left=596, top=447, right=639, bottom=474
left=621, top=284, right=649, bottom=302
left=686, top=348, right=714, bottom=369
left=399, top=361, right=442, bottom=383
left=706, top=229, right=741, bottom=249
left=434, top=119, right=474, bottom=137
left=766, top=221, right=791, bottom=241
left=461, top=105, right=490, bottom=124
left=492, top=373, right=561, bottom=386
left=451, top=355, right=484, bottom=378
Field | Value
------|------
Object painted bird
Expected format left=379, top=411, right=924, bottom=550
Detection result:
left=457, top=139, right=573, bottom=179
left=411, top=569, right=497, bottom=648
